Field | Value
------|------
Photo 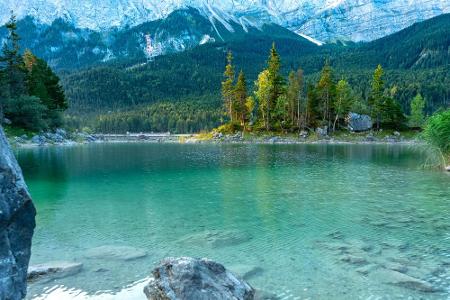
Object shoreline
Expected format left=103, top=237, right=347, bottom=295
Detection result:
left=9, top=133, right=424, bottom=148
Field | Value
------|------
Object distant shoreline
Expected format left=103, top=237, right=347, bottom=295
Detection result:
left=9, top=132, right=424, bottom=148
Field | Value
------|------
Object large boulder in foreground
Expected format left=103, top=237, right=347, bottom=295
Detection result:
left=0, top=126, right=36, bottom=300
left=347, top=112, right=373, bottom=132
left=144, top=257, right=255, bottom=300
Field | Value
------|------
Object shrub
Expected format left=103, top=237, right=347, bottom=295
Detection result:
left=423, top=109, right=450, bottom=166
left=4, top=96, right=48, bottom=131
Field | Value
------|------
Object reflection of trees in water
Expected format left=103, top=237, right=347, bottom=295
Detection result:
left=16, top=147, right=69, bottom=206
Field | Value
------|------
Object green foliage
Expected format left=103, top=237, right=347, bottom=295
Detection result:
left=286, top=69, right=304, bottom=129
left=234, top=70, right=248, bottom=126
left=93, top=100, right=223, bottom=134
left=4, top=96, right=47, bottom=131
left=254, top=69, right=271, bottom=130
left=333, top=79, right=354, bottom=130
left=423, top=109, right=450, bottom=164
left=409, top=93, right=426, bottom=128
left=0, top=14, right=68, bottom=131
left=316, top=61, right=336, bottom=128
left=222, top=51, right=235, bottom=122
left=369, top=64, right=385, bottom=129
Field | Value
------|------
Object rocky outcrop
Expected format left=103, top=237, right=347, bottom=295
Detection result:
left=144, top=257, right=255, bottom=300
left=0, top=126, right=36, bottom=300
left=28, top=261, right=83, bottom=282
left=84, top=245, right=147, bottom=261
left=347, top=112, right=373, bottom=132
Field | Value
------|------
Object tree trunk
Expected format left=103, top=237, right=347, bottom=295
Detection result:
left=333, top=114, right=339, bottom=132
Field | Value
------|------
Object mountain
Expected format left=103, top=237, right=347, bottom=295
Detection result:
left=1, top=0, right=449, bottom=42
left=60, top=13, right=450, bottom=117
left=0, top=8, right=317, bottom=70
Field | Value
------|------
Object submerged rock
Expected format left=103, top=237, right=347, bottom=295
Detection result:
left=371, top=269, right=438, bottom=292
left=84, top=245, right=147, bottom=261
left=144, top=257, right=254, bottom=300
left=0, top=126, right=36, bottom=300
left=179, top=229, right=252, bottom=248
left=28, top=261, right=83, bottom=281
left=229, top=264, right=264, bottom=281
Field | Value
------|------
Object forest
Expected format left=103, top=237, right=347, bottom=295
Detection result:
left=0, top=14, right=67, bottom=131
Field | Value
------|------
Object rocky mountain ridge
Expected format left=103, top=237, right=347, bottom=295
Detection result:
left=1, top=0, right=449, bottom=42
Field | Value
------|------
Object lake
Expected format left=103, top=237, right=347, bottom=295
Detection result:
left=15, top=143, right=450, bottom=299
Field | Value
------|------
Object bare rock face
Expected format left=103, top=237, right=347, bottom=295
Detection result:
left=144, top=257, right=255, bottom=300
left=0, top=126, right=36, bottom=300
left=347, top=112, right=373, bottom=132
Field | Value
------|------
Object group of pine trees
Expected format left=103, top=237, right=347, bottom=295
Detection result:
left=0, top=13, right=67, bottom=131
left=221, top=44, right=426, bottom=133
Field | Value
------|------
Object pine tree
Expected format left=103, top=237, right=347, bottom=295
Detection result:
left=369, top=64, right=385, bottom=129
left=25, top=51, right=67, bottom=110
left=306, top=83, right=320, bottom=128
left=245, top=96, right=255, bottom=127
left=287, top=69, right=304, bottom=129
left=0, top=12, right=26, bottom=122
left=221, top=51, right=235, bottom=122
left=255, top=70, right=271, bottom=130
left=409, top=93, right=426, bottom=129
left=316, top=60, right=335, bottom=129
left=266, top=43, right=284, bottom=128
left=234, top=70, right=248, bottom=127
left=333, top=79, right=354, bottom=131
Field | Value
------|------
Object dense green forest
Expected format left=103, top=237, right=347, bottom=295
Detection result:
left=1, top=12, right=449, bottom=134
left=0, top=14, right=67, bottom=131
left=56, top=14, right=449, bottom=133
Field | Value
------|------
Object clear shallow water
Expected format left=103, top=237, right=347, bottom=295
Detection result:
left=15, top=143, right=450, bottom=300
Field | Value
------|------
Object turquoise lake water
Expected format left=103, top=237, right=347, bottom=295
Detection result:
left=15, top=143, right=450, bottom=299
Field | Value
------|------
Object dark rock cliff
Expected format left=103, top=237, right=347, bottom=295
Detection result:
left=0, top=126, right=36, bottom=300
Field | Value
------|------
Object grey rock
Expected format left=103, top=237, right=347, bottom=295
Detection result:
left=229, top=264, right=264, bottom=281
left=347, top=112, right=372, bottom=132
left=179, top=229, right=252, bottom=248
left=299, top=130, right=308, bottom=138
left=31, top=135, right=47, bottom=145
left=340, top=255, right=368, bottom=266
left=0, top=126, right=36, bottom=300
left=3, top=117, right=12, bottom=125
left=445, top=165, right=450, bottom=172
left=28, top=261, right=83, bottom=281
left=355, top=264, right=378, bottom=275
left=316, top=126, right=328, bottom=137
left=144, top=257, right=254, bottom=300
left=383, top=262, right=408, bottom=274
left=55, top=128, right=67, bottom=138
left=84, top=245, right=148, bottom=261
left=393, top=131, right=401, bottom=136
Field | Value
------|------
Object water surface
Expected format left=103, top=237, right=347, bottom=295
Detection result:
left=16, top=143, right=450, bottom=299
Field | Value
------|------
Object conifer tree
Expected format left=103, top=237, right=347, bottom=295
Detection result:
left=266, top=43, right=284, bottom=128
left=287, top=68, right=304, bottom=129
left=0, top=12, right=26, bottom=121
left=316, top=60, right=335, bottom=129
left=333, top=79, right=354, bottom=131
left=409, top=93, right=426, bottom=128
left=369, top=64, right=385, bottom=129
left=245, top=96, right=255, bottom=128
left=234, top=70, right=248, bottom=127
left=221, top=51, right=235, bottom=122
left=306, top=83, right=320, bottom=128
left=255, top=70, right=271, bottom=130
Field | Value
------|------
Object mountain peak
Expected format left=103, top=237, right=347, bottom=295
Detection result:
left=1, top=0, right=449, bottom=42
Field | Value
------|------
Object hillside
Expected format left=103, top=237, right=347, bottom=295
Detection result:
left=61, top=13, right=450, bottom=118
